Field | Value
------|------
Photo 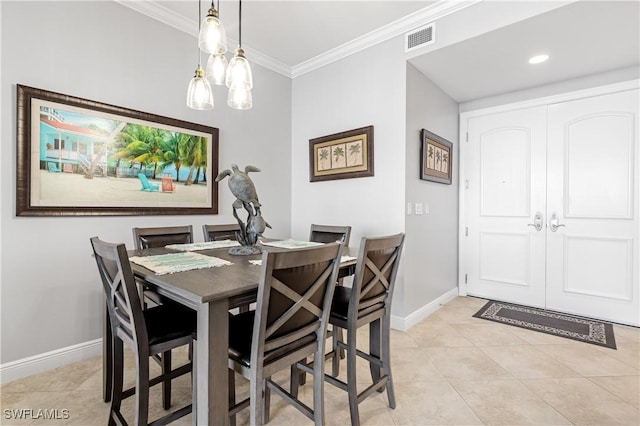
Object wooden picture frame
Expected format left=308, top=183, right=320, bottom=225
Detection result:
left=16, top=84, right=219, bottom=216
left=309, top=125, right=374, bottom=182
left=420, top=128, right=452, bottom=184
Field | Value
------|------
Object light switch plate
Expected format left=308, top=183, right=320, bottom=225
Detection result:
left=415, top=202, right=423, bottom=215
left=407, top=202, right=412, bottom=215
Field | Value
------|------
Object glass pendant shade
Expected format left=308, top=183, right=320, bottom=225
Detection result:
left=227, top=83, right=253, bottom=110
left=206, top=53, right=228, bottom=86
left=198, top=8, right=227, bottom=54
left=186, top=66, right=214, bottom=110
left=225, top=48, right=253, bottom=89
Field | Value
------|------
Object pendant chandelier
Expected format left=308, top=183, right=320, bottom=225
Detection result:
left=187, top=0, right=253, bottom=111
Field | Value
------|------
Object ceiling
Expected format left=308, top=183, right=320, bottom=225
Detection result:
left=150, top=0, right=437, bottom=66
left=410, top=0, right=640, bottom=102
left=125, top=1, right=639, bottom=103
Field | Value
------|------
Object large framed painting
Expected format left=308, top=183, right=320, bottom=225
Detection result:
left=309, top=125, right=374, bottom=182
left=420, top=128, right=452, bottom=184
left=16, top=85, right=219, bottom=216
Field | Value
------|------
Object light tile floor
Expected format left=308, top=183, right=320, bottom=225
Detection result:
left=1, top=296, right=638, bottom=425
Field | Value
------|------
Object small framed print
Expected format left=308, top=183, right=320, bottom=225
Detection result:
left=309, top=125, right=374, bottom=182
left=420, top=128, right=452, bottom=184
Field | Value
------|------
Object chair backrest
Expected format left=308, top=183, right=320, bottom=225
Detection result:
left=132, top=225, right=194, bottom=249
left=252, top=242, right=343, bottom=367
left=202, top=224, right=241, bottom=242
left=90, top=237, right=148, bottom=348
left=349, top=233, right=405, bottom=323
left=309, top=224, right=352, bottom=247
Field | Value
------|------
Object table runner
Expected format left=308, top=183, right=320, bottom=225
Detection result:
left=165, top=240, right=241, bottom=251
left=130, top=252, right=232, bottom=275
left=260, top=239, right=324, bottom=249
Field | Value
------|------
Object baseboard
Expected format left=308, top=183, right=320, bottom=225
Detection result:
left=0, top=338, right=102, bottom=385
left=391, top=287, right=459, bottom=331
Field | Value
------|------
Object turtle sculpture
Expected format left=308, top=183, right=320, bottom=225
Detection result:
left=215, top=164, right=271, bottom=255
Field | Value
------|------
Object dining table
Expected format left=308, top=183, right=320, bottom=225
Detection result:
left=121, top=240, right=357, bottom=425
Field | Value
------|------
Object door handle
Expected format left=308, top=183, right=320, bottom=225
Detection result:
left=549, top=212, right=565, bottom=232
left=527, top=211, right=544, bottom=232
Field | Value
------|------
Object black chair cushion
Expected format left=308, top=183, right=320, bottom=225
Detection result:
left=144, top=304, right=196, bottom=347
left=229, top=311, right=316, bottom=367
left=330, top=286, right=384, bottom=322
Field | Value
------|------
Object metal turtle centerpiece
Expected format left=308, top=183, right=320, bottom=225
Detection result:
left=215, top=164, right=271, bottom=255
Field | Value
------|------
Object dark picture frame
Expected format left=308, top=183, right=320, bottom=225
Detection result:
left=420, top=128, right=452, bottom=184
left=16, top=85, right=219, bottom=216
left=309, top=125, right=374, bottom=182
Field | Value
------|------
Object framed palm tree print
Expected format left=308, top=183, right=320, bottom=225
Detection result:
left=420, top=128, right=452, bottom=184
left=309, top=125, right=374, bottom=182
left=16, top=85, right=218, bottom=216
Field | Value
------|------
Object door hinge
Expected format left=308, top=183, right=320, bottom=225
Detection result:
left=465, top=226, right=469, bottom=236
left=465, top=179, right=469, bottom=189
left=465, top=274, right=468, bottom=284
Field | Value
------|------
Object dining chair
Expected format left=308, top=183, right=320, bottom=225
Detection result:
left=133, top=225, right=194, bottom=251
left=203, top=223, right=241, bottom=242
left=310, top=224, right=352, bottom=361
left=132, top=225, right=194, bottom=307
left=293, top=233, right=405, bottom=426
left=228, top=242, right=343, bottom=426
left=102, top=225, right=195, bottom=404
left=90, top=237, right=196, bottom=426
left=309, top=224, right=352, bottom=246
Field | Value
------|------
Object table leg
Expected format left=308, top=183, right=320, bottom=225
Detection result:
left=196, top=299, right=230, bottom=426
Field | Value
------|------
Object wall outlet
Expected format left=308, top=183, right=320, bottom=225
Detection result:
left=415, top=202, right=423, bottom=215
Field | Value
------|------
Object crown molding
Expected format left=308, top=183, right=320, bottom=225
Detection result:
left=291, top=0, right=481, bottom=78
left=114, top=0, right=480, bottom=80
left=114, top=0, right=291, bottom=77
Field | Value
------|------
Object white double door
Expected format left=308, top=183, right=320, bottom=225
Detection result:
left=462, top=88, right=639, bottom=325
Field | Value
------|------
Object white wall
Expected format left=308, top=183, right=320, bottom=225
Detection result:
left=290, top=37, right=408, bottom=314
left=0, top=1, right=291, bottom=364
left=404, top=63, right=459, bottom=316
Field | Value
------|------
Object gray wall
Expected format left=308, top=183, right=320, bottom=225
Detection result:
left=1, top=1, right=292, bottom=363
left=404, top=63, right=459, bottom=315
left=290, top=36, right=409, bottom=316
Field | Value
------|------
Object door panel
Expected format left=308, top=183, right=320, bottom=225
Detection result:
left=564, top=114, right=634, bottom=218
left=546, top=89, right=639, bottom=324
left=480, top=129, right=531, bottom=217
left=465, top=106, right=547, bottom=307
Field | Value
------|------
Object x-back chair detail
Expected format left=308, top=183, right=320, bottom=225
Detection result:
left=228, top=242, right=344, bottom=426
left=91, top=237, right=196, bottom=425
left=293, top=233, right=405, bottom=426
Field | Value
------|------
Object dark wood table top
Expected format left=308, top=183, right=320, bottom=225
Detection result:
left=129, top=244, right=358, bottom=308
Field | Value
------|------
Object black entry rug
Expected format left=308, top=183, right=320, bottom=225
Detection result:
left=473, top=300, right=616, bottom=349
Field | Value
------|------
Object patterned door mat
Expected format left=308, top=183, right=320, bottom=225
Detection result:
left=473, top=300, right=617, bottom=349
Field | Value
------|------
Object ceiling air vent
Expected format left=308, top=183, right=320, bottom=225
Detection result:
left=405, top=23, right=435, bottom=52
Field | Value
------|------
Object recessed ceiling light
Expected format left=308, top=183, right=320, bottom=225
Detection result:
left=528, top=54, right=549, bottom=64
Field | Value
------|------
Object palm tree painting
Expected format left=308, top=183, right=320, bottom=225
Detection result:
left=317, top=147, right=330, bottom=171
left=21, top=85, right=219, bottom=216
left=346, top=140, right=363, bottom=167
left=332, top=144, right=346, bottom=169
left=420, top=128, right=452, bottom=184
left=427, top=143, right=435, bottom=169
